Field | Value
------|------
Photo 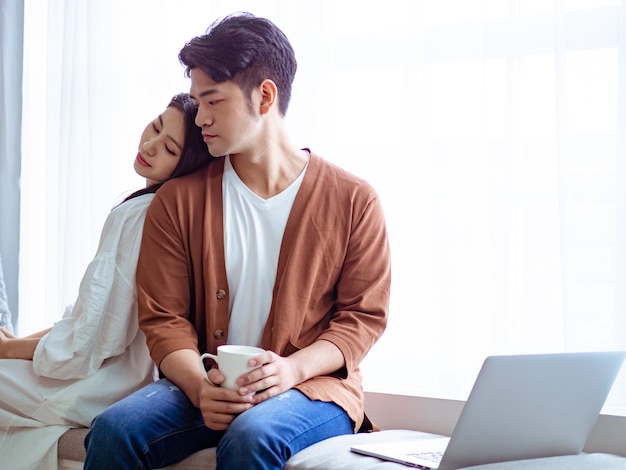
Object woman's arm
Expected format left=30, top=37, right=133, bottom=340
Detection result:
left=25, top=327, right=53, bottom=339
left=0, top=327, right=51, bottom=359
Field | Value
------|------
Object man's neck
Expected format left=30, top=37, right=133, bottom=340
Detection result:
left=229, top=130, right=308, bottom=200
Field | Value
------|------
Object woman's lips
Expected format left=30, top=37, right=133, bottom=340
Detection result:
left=136, top=152, right=151, bottom=167
left=203, top=133, right=216, bottom=142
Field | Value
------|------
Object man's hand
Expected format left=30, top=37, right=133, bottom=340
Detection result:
left=224, top=350, right=302, bottom=403
left=233, top=340, right=345, bottom=404
left=161, top=341, right=345, bottom=429
left=160, top=349, right=255, bottom=431
left=197, top=373, right=255, bottom=430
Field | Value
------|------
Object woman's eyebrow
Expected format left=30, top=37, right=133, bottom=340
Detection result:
left=158, top=115, right=183, bottom=152
left=167, top=135, right=183, bottom=152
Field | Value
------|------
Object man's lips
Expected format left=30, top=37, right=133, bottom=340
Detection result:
left=136, top=152, right=151, bottom=167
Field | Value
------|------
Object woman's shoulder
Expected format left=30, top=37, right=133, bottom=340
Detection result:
left=101, top=193, right=154, bottom=236
left=110, top=192, right=154, bottom=217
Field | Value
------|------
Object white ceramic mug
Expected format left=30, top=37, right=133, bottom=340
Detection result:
left=199, top=345, right=265, bottom=390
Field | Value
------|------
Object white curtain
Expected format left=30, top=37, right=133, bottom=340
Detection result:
left=19, top=0, right=626, bottom=413
left=0, top=0, right=23, bottom=325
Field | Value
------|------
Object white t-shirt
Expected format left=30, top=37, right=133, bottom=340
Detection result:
left=223, top=155, right=308, bottom=346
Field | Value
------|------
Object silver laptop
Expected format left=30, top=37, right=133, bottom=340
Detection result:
left=351, top=351, right=625, bottom=469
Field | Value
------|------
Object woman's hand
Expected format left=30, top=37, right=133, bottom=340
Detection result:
left=0, top=328, right=14, bottom=358
left=0, top=326, right=15, bottom=339
left=0, top=329, right=40, bottom=360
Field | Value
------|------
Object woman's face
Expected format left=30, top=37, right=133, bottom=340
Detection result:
left=135, top=106, right=185, bottom=186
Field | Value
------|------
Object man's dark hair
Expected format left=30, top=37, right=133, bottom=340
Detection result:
left=179, top=12, right=297, bottom=116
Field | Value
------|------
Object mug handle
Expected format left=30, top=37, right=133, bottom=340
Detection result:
left=199, top=352, right=218, bottom=382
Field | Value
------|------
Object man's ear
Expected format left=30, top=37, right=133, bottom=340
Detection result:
left=258, top=79, right=278, bottom=115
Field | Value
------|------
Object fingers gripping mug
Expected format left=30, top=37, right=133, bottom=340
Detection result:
left=199, top=345, right=265, bottom=390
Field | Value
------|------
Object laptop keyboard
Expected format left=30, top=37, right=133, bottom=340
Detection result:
left=408, top=451, right=444, bottom=463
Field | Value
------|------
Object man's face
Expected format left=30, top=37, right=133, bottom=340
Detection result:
left=189, top=68, right=261, bottom=158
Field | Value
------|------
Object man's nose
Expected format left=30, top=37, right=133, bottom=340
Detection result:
left=195, top=106, right=213, bottom=128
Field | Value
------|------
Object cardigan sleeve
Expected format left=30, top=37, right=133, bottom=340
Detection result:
left=136, top=187, right=200, bottom=366
left=269, top=156, right=390, bottom=375
left=317, top=191, right=390, bottom=373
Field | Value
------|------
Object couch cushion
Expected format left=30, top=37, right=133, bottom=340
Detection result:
left=59, top=428, right=626, bottom=469
left=58, top=428, right=216, bottom=470
left=459, top=453, right=626, bottom=469
left=58, top=428, right=88, bottom=462
left=283, top=430, right=626, bottom=470
left=285, top=430, right=442, bottom=469
left=59, top=428, right=431, bottom=469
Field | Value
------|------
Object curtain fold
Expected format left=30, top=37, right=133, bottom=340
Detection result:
left=17, top=0, right=626, bottom=413
left=0, top=0, right=24, bottom=328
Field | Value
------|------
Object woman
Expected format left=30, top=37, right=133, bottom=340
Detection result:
left=0, top=93, right=210, bottom=470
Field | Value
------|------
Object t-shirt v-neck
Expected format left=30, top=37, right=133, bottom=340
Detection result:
left=222, top=154, right=308, bottom=346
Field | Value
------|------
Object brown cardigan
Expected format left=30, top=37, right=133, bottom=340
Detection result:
left=136, top=153, right=391, bottom=430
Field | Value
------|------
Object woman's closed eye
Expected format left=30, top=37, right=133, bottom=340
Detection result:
left=165, top=145, right=176, bottom=156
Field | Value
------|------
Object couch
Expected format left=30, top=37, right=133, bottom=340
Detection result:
left=51, top=359, right=626, bottom=470
left=58, top=391, right=626, bottom=469
left=58, top=427, right=626, bottom=469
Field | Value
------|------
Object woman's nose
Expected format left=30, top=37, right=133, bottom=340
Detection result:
left=142, top=139, right=156, bottom=155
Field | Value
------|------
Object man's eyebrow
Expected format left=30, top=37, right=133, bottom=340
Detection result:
left=190, top=89, right=219, bottom=100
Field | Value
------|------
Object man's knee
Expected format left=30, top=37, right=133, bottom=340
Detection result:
left=86, top=408, right=122, bottom=450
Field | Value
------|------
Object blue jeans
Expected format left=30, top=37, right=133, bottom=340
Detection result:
left=84, top=379, right=354, bottom=470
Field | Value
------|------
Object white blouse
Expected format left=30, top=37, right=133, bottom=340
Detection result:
left=0, top=193, right=157, bottom=470
left=33, top=193, right=154, bottom=379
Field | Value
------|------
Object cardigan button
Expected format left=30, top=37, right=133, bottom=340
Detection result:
left=216, top=289, right=227, bottom=300
left=214, top=329, right=224, bottom=339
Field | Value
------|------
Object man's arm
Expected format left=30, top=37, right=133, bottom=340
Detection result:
left=159, top=348, right=211, bottom=407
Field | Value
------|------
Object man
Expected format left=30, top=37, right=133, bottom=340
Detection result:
left=84, top=13, right=390, bottom=469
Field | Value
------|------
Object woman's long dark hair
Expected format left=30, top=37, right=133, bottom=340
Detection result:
left=122, top=93, right=211, bottom=204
